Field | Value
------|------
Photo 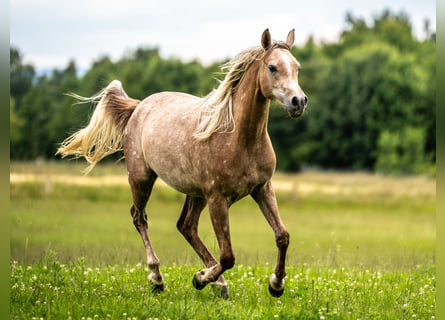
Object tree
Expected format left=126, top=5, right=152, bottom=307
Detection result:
left=340, top=10, right=415, bottom=52
left=10, top=97, right=23, bottom=146
left=375, top=127, right=428, bottom=174
left=10, top=47, right=35, bottom=107
left=305, top=42, right=428, bottom=169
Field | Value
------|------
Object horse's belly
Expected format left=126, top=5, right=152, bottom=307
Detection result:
left=145, top=145, right=204, bottom=197
left=156, top=169, right=203, bottom=198
left=157, top=167, right=262, bottom=201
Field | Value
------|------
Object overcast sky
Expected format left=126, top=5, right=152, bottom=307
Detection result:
left=10, top=0, right=435, bottom=71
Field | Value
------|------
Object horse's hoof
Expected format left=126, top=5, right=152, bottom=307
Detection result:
left=220, top=285, right=230, bottom=299
left=192, top=273, right=207, bottom=290
left=151, top=283, right=164, bottom=293
left=151, top=282, right=164, bottom=294
left=212, top=284, right=230, bottom=299
left=268, top=282, right=284, bottom=297
left=148, top=273, right=164, bottom=293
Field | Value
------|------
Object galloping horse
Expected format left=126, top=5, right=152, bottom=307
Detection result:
left=58, top=29, right=307, bottom=298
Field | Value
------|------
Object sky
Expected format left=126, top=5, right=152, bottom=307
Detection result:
left=10, top=0, right=436, bottom=72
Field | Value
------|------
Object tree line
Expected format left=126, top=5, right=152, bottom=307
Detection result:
left=10, top=10, right=436, bottom=174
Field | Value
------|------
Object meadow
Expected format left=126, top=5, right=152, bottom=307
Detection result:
left=10, top=161, right=436, bottom=319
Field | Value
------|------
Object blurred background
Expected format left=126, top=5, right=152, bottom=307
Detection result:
left=10, top=0, right=435, bottom=175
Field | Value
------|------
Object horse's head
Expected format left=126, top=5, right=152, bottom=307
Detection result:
left=259, top=29, right=308, bottom=118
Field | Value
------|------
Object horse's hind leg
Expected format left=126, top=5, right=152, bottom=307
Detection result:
left=128, top=169, right=164, bottom=292
left=177, top=196, right=229, bottom=298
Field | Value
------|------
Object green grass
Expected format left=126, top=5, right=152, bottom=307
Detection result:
left=10, top=254, right=435, bottom=319
left=10, top=162, right=436, bottom=319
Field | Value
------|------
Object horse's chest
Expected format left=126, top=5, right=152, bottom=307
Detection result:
left=240, top=156, right=274, bottom=183
left=203, top=148, right=276, bottom=199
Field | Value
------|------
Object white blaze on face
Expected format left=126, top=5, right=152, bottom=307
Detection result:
left=270, top=50, right=305, bottom=108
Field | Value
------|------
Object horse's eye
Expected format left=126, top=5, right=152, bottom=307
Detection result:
left=268, top=65, right=277, bottom=73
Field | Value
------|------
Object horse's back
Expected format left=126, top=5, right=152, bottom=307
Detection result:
left=124, top=91, right=204, bottom=195
left=127, top=91, right=202, bottom=135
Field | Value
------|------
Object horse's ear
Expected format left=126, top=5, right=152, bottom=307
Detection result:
left=285, top=29, right=295, bottom=48
left=261, top=29, right=272, bottom=50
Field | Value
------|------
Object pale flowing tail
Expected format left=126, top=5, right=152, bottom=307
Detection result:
left=57, top=80, right=140, bottom=174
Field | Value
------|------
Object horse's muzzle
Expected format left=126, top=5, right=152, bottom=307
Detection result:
left=288, top=110, right=304, bottom=118
left=287, top=95, right=307, bottom=118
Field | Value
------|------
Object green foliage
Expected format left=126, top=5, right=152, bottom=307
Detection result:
left=375, top=130, right=400, bottom=174
left=399, top=127, right=427, bottom=173
left=10, top=48, right=35, bottom=104
left=375, top=127, right=430, bottom=174
left=342, top=10, right=415, bottom=52
left=10, top=10, right=436, bottom=173
left=10, top=97, right=23, bottom=144
left=305, top=42, right=426, bottom=169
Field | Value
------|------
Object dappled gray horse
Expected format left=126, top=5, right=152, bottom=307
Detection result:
left=58, top=29, right=307, bottom=298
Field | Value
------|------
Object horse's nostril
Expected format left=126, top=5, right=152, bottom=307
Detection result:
left=304, top=96, right=308, bottom=105
left=291, top=96, right=298, bottom=107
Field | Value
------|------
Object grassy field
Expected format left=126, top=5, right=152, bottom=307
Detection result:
left=10, top=161, right=436, bottom=319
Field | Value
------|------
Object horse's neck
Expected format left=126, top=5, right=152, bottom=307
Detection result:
left=232, top=62, right=270, bottom=145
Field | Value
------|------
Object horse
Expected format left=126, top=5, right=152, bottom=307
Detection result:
left=57, top=29, right=308, bottom=299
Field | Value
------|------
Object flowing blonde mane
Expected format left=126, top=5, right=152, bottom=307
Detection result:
left=193, top=46, right=265, bottom=140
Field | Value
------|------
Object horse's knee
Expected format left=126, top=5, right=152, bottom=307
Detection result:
left=176, top=219, right=183, bottom=231
left=176, top=220, right=187, bottom=236
left=176, top=221, right=195, bottom=241
left=276, top=230, right=289, bottom=249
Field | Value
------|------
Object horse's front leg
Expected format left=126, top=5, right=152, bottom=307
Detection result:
left=251, top=181, right=289, bottom=297
left=192, top=196, right=235, bottom=291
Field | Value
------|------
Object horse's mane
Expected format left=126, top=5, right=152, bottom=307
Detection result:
left=193, top=46, right=263, bottom=140
left=193, top=42, right=291, bottom=140
left=190, top=41, right=269, bottom=140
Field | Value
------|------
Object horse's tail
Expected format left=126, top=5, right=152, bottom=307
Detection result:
left=57, top=80, right=140, bottom=174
